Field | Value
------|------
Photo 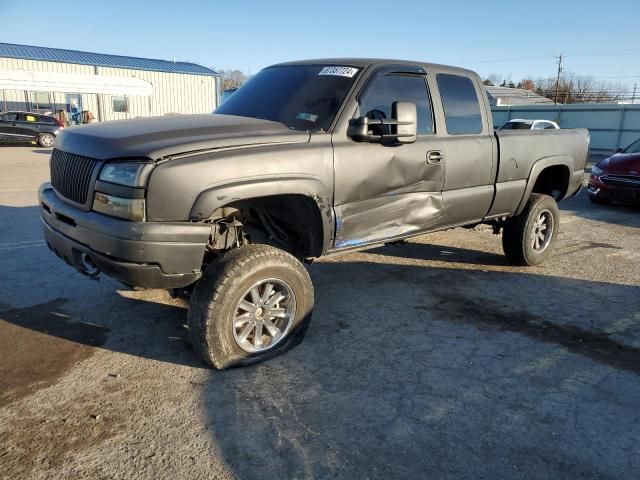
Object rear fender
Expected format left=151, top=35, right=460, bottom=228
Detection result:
left=515, top=155, right=573, bottom=215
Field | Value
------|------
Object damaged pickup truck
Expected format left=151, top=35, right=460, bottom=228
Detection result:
left=39, top=59, right=589, bottom=368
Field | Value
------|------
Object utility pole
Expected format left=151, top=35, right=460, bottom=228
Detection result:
left=632, top=83, right=637, bottom=104
left=554, top=54, right=563, bottom=105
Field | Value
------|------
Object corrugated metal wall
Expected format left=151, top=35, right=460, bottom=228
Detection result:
left=0, top=58, right=98, bottom=116
left=0, top=58, right=217, bottom=122
left=492, top=104, right=640, bottom=153
left=95, top=66, right=217, bottom=121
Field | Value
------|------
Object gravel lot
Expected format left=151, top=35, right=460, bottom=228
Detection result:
left=1, top=146, right=639, bottom=480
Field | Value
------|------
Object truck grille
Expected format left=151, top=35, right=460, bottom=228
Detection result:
left=600, top=175, right=640, bottom=188
left=50, top=149, right=100, bottom=205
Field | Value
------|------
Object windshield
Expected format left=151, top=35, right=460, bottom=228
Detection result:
left=624, top=138, right=640, bottom=154
left=500, top=121, right=532, bottom=130
left=215, top=64, right=360, bottom=132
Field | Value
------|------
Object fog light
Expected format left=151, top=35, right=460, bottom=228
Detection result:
left=93, top=192, right=145, bottom=221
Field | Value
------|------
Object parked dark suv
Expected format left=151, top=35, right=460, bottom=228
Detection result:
left=0, top=111, right=63, bottom=147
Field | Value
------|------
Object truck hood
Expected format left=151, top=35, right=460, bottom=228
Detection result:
left=54, top=114, right=310, bottom=160
left=600, top=152, right=640, bottom=174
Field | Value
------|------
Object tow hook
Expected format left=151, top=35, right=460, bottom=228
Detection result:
left=80, top=253, right=101, bottom=280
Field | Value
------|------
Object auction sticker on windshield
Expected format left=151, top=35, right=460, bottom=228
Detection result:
left=318, top=66, right=359, bottom=78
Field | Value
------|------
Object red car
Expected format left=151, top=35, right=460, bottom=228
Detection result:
left=588, top=138, right=640, bottom=205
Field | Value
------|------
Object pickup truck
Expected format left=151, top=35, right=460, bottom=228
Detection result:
left=39, top=59, right=589, bottom=369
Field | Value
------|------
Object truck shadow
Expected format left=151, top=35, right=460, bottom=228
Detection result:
left=365, top=241, right=509, bottom=266
left=197, top=260, right=640, bottom=479
left=2, top=203, right=640, bottom=477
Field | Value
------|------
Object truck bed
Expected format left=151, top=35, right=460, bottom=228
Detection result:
left=486, top=128, right=589, bottom=218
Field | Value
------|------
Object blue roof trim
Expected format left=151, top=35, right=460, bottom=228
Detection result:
left=0, top=42, right=218, bottom=76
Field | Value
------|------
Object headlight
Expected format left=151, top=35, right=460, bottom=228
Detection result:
left=99, top=162, right=152, bottom=187
left=591, top=164, right=604, bottom=176
left=93, top=192, right=145, bottom=222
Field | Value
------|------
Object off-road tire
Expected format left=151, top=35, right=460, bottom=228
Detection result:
left=502, top=193, right=559, bottom=266
left=588, top=195, right=612, bottom=205
left=37, top=133, right=55, bottom=148
left=188, top=244, right=314, bottom=369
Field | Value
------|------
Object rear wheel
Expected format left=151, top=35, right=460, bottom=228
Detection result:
left=502, top=194, right=559, bottom=266
left=188, top=244, right=314, bottom=369
left=37, top=133, right=55, bottom=148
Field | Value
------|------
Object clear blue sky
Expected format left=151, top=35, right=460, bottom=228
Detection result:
left=1, top=0, right=638, bottom=92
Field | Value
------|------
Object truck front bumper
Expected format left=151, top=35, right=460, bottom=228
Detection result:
left=39, top=184, right=211, bottom=289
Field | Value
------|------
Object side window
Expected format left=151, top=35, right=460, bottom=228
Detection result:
left=2, top=113, right=17, bottom=121
left=436, top=74, right=483, bottom=135
left=544, top=123, right=557, bottom=129
left=358, top=74, right=434, bottom=135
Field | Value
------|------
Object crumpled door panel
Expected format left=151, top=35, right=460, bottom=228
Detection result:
left=334, top=192, right=443, bottom=248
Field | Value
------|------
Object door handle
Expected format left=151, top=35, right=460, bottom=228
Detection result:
left=427, top=150, right=443, bottom=164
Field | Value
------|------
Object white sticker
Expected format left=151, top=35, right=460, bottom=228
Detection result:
left=318, top=66, right=359, bottom=78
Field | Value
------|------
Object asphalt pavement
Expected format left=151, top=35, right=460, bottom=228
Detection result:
left=1, top=146, right=639, bottom=479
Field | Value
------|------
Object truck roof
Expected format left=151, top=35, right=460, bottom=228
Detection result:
left=271, top=58, right=478, bottom=77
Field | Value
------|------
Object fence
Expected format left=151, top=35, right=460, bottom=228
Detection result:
left=491, top=103, right=640, bottom=154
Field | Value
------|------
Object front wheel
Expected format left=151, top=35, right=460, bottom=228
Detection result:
left=188, top=244, right=314, bottom=369
left=502, top=194, right=559, bottom=266
left=37, top=133, right=55, bottom=148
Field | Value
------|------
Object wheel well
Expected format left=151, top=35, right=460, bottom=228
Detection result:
left=532, top=165, right=570, bottom=200
left=208, top=194, right=325, bottom=258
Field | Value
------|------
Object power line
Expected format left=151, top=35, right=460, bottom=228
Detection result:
left=582, top=75, right=640, bottom=79
left=554, top=55, right=563, bottom=105
left=465, top=50, right=640, bottom=65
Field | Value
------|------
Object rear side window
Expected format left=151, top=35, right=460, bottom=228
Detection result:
left=39, top=115, right=57, bottom=125
left=437, top=74, right=483, bottom=135
left=19, top=114, right=38, bottom=122
left=1, top=113, right=17, bottom=121
left=358, top=74, right=434, bottom=135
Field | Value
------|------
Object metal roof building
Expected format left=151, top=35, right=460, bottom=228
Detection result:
left=485, top=86, right=554, bottom=107
left=0, top=42, right=218, bottom=123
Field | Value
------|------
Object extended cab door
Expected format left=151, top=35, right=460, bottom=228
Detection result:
left=429, top=70, right=497, bottom=226
left=331, top=65, right=448, bottom=248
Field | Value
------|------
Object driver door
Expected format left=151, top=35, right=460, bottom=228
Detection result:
left=331, top=67, right=446, bottom=249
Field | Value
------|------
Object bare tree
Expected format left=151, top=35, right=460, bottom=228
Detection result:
left=214, top=69, right=248, bottom=91
left=487, top=73, right=502, bottom=86
left=533, top=73, right=625, bottom=104
left=518, top=79, right=535, bottom=91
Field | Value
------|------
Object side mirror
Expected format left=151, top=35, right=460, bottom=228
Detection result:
left=347, top=101, right=417, bottom=144
left=392, top=101, right=417, bottom=144
left=614, top=147, right=624, bottom=154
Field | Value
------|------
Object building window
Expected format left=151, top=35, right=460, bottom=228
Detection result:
left=32, top=91, right=52, bottom=110
left=112, top=96, right=129, bottom=113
